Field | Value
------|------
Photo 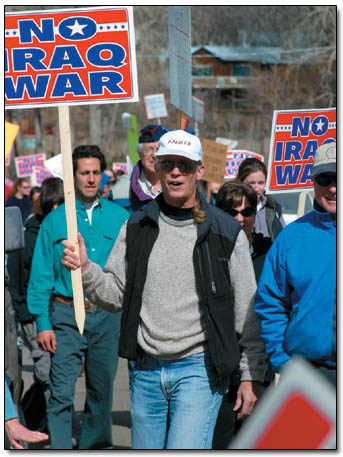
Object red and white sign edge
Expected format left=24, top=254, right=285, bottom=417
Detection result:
left=230, top=358, right=336, bottom=450
left=5, top=6, right=139, bottom=109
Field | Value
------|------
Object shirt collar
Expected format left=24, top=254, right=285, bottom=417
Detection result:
left=76, top=194, right=102, bottom=211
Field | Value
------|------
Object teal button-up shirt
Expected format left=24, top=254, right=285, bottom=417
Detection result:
left=28, top=195, right=129, bottom=333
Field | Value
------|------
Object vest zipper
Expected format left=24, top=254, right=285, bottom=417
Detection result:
left=197, top=244, right=221, bottom=379
left=205, top=241, right=216, bottom=294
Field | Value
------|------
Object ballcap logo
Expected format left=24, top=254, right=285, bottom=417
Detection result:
left=167, top=139, right=192, bottom=146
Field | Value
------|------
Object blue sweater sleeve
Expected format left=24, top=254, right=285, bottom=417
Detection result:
left=254, top=235, right=292, bottom=372
left=5, top=380, right=18, bottom=421
left=27, top=220, right=55, bottom=333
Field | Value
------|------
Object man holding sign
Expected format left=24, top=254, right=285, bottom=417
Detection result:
left=28, top=145, right=130, bottom=449
left=61, top=130, right=266, bottom=449
left=255, top=142, right=336, bottom=386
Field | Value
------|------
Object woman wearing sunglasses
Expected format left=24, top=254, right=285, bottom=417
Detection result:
left=215, top=181, right=272, bottom=281
left=213, top=181, right=273, bottom=449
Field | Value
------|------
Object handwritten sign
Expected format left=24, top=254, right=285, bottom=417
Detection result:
left=5, top=121, right=20, bottom=166
left=225, top=150, right=264, bottom=178
left=267, top=108, right=336, bottom=193
left=5, top=6, right=138, bottom=109
left=15, top=153, right=46, bottom=177
left=144, top=93, right=168, bottom=120
left=202, top=139, right=228, bottom=184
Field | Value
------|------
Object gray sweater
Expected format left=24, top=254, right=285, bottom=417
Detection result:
left=82, top=213, right=266, bottom=382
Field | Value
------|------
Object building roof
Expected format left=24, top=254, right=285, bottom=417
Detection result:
left=192, top=45, right=335, bottom=65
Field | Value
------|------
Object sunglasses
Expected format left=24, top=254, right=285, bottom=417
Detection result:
left=159, top=160, right=197, bottom=175
left=314, top=173, right=337, bottom=187
left=226, top=207, right=255, bottom=218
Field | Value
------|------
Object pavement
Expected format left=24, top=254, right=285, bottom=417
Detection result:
left=21, top=344, right=132, bottom=450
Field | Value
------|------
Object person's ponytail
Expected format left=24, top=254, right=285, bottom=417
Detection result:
left=192, top=190, right=206, bottom=224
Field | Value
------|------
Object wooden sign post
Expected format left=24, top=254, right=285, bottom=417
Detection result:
left=59, top=106, right=85, bottom=335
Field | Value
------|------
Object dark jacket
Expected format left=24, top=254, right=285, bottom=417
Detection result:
left=5, top=196, right=33, bottom=224
left=7, top=214, right=43, bottom=323
left=118, top=194, right=243, bottom=379
left=251, top=232, right=272, bottom=281
left=265, top=195, right=284, bottom=241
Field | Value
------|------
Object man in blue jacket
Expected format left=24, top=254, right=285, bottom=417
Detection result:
left=255, top=142, right=336, bottom=386
left=28, top=145, right=130, bottom=449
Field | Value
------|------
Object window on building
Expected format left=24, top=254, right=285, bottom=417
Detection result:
left=192, top=64, right=213, bottom=76
left=232, top=64, right=252, bottom=76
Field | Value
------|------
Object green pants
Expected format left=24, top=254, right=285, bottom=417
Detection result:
left=47, top=300, right=121, bottom=449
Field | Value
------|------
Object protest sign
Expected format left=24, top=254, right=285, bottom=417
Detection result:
left=5, top=121, right=20, bottom=166
left=168, top=6, right=192, bottom=118
left=202, top=139, right=228, bottom=184
left=216, top=137, right=238, bottom=150
left=144, top=93, right=168, bottom=121
left=112, top=162, right=128, bottom=173
left=192, top=96, right=205, bottom=124
left=121, top=113, right=139, bottom=165
left=45, top=153, right=63, bottom=179
left=5, top=6, right=139, bottom=334
left=5, top=7, right=138, bottom=109
left=230, top=358, right=336, bottom=449
left=225, top=150, right=264, bottom=179
left=32, top=165, right=53, bottom=186
left=15, top=153, right=46, bottom=177
left=266, top=108, right=336, bottom=193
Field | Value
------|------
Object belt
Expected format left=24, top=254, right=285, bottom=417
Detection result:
left=54, top=295, right=97, bottom=312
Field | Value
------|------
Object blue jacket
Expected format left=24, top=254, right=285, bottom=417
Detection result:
left=254, top=208, right=336, bottom=372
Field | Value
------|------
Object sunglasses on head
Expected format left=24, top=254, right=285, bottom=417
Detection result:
left=159, top=160, right=197, bottom=175
left=314, top=173, right=337, bottom=187
left=226, top=207, right=255, bottom=218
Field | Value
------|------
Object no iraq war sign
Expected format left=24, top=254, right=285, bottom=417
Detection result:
left=5, top=6, right=138, bottom=109
left=266, top=108, right=336, bottom=193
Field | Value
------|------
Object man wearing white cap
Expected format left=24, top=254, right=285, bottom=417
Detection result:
left=61, top=130, right=266, bottom=449
left=255, top=141, right=336, bottom=386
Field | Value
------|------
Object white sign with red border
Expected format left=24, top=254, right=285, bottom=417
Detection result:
left=230, top=358, right=336, bottom=450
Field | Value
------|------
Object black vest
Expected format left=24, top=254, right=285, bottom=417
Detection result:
left=118, top=195, right=242, bottom=379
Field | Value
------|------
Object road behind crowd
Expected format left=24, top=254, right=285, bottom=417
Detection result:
left=21, top=344, right=132, bottom=450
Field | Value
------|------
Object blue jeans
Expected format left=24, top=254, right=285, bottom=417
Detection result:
left=47, top=301, right=121, bottom=449
left=128, top=351, right=226, bottom=449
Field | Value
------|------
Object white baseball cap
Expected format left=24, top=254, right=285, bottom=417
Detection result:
left=155, top=130, right=202, bottom=162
